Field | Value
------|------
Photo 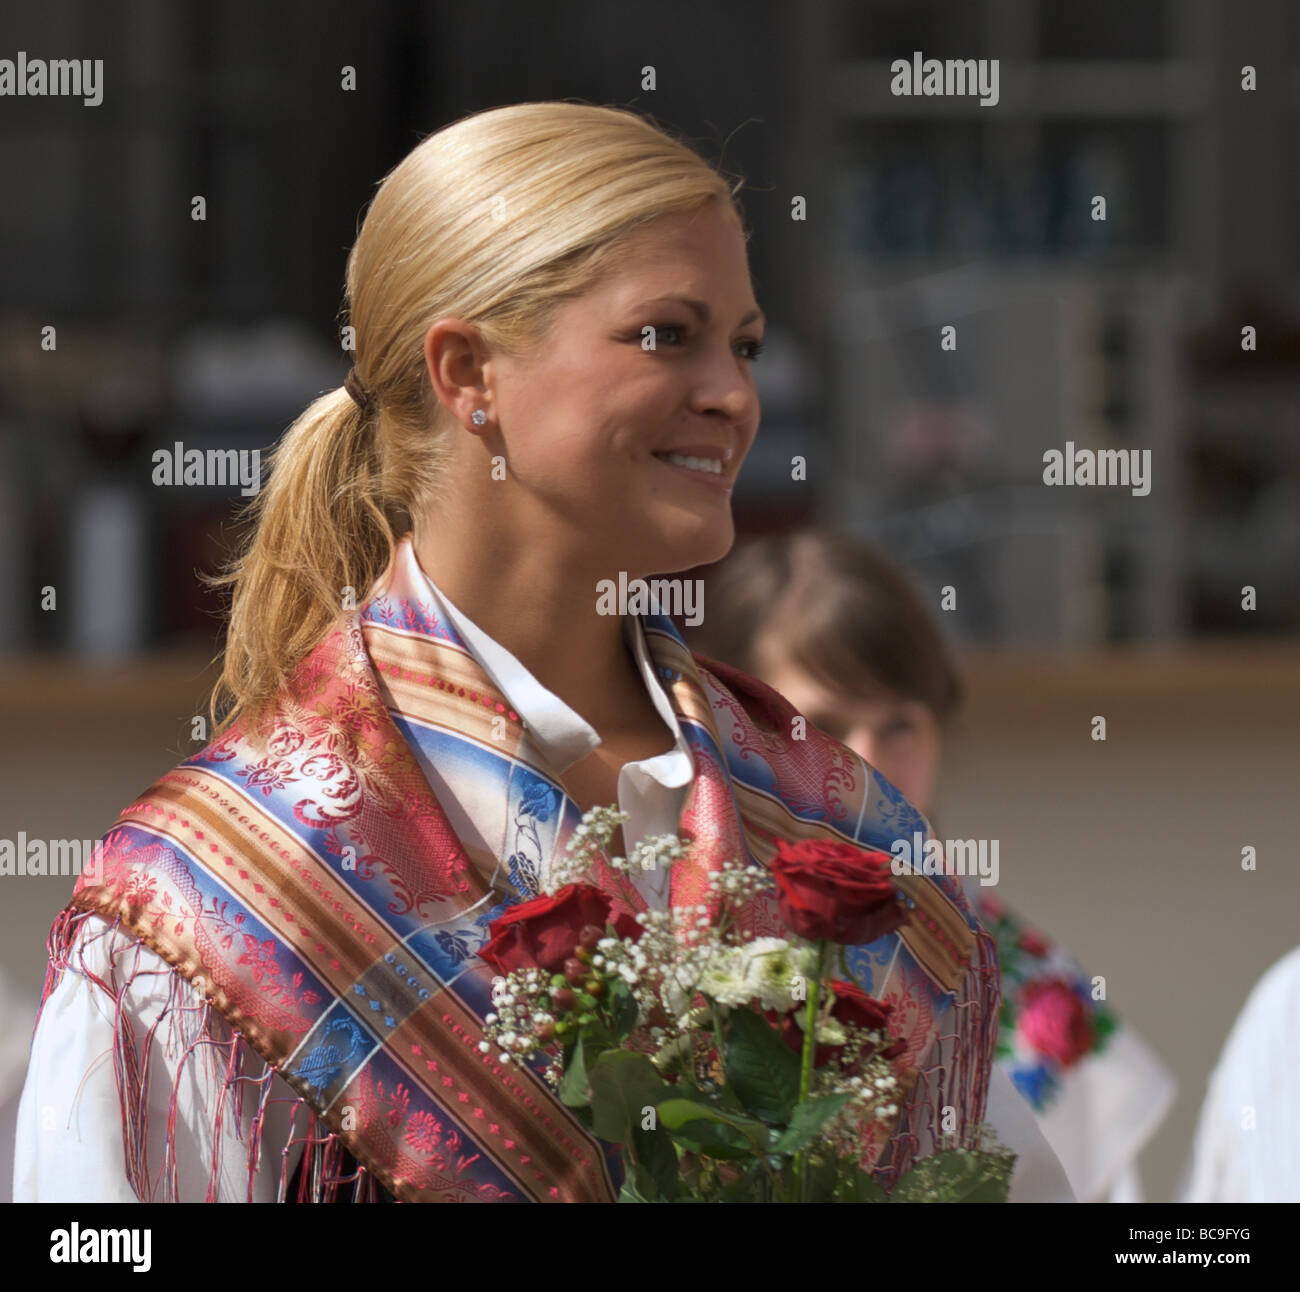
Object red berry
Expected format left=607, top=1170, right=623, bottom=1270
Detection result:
left=578, top=924, right=603, bottom=953
left=563, top=958, right=586, bottom=985
left=553, top=987, right=577, bottom=1011
left=584, top=978, right=605, bottom=998
left=536, top=1021, right=556, bottom=1043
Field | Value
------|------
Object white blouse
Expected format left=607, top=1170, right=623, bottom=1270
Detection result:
left=12, top=568, right=1070, bottom=1202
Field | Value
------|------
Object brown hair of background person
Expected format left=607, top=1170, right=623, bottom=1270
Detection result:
left=687, top=528, right=964, bottom=815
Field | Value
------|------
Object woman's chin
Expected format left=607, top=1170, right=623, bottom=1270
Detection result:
left=643, top=518, right=734, bottom=574
left=695, top=526, right=736, bottom=570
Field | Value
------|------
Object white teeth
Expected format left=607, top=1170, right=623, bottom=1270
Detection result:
left=659, top=452, right=723, bottom=475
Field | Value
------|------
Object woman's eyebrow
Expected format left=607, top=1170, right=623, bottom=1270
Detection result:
left=632, top=295, right=765, bottom=328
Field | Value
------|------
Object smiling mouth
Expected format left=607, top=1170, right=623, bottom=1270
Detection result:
left=651, top=450, right=726, bottom=476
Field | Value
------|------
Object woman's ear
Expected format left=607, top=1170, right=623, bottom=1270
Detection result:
left=423, top=318, right=493, bottom=432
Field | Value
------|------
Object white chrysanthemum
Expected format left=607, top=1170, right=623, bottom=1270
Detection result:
left=663, top=962, right=699, bottom=1020
left=788, top=1011, right=849, bottom=1047
left=816, top=1017, right=848, bottom=1046
left=697, top=948, right=752, bottom=1008
left=739, top=938, right=819, bottom=1011
left=650, top=1031, right=692, bottom=1073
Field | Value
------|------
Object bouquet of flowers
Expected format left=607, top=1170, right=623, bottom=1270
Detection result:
left=478, top=805, right=1014, bottom=1202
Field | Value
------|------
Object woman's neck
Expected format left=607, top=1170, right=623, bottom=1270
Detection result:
left=411, top=521, right=651, bottom=737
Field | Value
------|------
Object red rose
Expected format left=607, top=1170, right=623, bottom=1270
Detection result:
left=779, top=979, right=904, bottom=1067
left=1018, top=927, right=1050, bottom=958
left=612, top=909, right=644, bottom=942
left=768, top=838, right=908, bottom=946
left=479, top=885, right=615, bottom=976
left=826, top=979, right=905, bottom=1060
left=1018, top=978, right=1094, bottom=1066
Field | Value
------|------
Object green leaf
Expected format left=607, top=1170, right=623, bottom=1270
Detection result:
left=657, top=1098, right=766, bottom=1139
left=722, top=1006, right=802, bottom=1124
left=606, top=977, right=640, bottom=1040
left=656, top=1096, right=730, bottom=1129
left=668, top=1126, right=753, bottom=1161
left=770, top=1092, right=852, bottom=1155
left=713, top=1160, right=771, bottom=1202
left=656, top=1096, right=769, bottom=1158
left=578, top=1018, right=616, bottom=1051
left=558, top=1035, right=593, bottom=1107
left=705, top=1078, right=749, bottom=1116
left=802, top=1153, right=841, bottom=1203
left=833, top=1165, right=889, bottom=1202
left=1091, top=1008, right=1118, bottom=1052
left=617, top=1175, right=651, bottom=1202
left=888, top=1149, right=1014, bottom=1203
left=587, top=1050, right=670, bottom=1143
left=631, top=1124, right=680, bottom=1201
left=668, top=1122, right=755, bottom=1161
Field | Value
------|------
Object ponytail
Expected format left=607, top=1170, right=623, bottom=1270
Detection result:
left=207, top=385, right=397, bottom=741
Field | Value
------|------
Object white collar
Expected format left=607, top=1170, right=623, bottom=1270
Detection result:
left=417, top=565, right=694, bottom=786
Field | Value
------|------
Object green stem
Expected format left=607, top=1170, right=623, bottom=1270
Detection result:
left=791, top=940, right=830, bottom=1202
left=709, top=999, right=727, bottom=1069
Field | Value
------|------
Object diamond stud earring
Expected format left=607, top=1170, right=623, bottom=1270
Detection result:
left=471, top=409, right=487, bottom=426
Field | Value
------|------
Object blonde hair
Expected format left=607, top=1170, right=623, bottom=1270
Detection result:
left=208, top=101, right=746, bottom=740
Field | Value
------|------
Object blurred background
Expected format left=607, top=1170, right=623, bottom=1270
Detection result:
left=1, top=0, right=1297, bottom=1202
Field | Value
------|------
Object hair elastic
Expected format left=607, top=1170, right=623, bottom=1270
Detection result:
left=344, top=366, right=376, bottom=417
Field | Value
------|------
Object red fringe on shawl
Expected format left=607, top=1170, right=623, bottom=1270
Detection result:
left=39, top=904, right=393, bottom=1203
left=873, top=920, right=1003, bottom=1190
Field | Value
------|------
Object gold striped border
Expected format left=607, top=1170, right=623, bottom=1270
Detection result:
left=365, top=624, right=527, bottom=743
left=383, top=977, right=618, bottom=1203
left=645, top=627, right=726, bottom=748
left=365, top=622, right=572, bottom=783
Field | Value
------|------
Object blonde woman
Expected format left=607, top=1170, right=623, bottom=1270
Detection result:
left=15, top=103, right=1001, bottom=1204
left=691, top=529, right=1177, bottom=1203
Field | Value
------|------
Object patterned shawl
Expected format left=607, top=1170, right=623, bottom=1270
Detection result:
left=42, top=536, right=1000, bottom=1202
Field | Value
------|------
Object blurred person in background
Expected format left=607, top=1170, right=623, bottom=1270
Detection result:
left=1179, top=945, right=1300, bottom=1202
left=689, top=528, right=1177, bottom=1202
left=14, top=102, right=1013, bottom=1204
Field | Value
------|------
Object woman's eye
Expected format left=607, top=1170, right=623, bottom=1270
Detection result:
left=647, top=323, right=685, bottom=346
left=641, top=326, right=764, bottom=362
